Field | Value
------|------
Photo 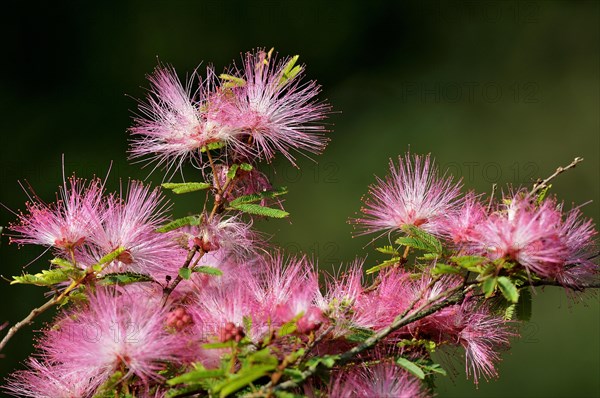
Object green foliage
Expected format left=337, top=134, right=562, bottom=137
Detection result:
left=279, top=55, right=302, bottom=86
left=396, top=357, right=426, bottom=379
left=99, top=272, right=155, bottom=286
left=200, top=141, right=226, bottom=152
left=179, top=266, right=224, bottom=280
left=535, top=184, right=551, bottom=205
left=220, top=73, right=246, bottom=88
left=157, top=215, right=201, bottom=233
left=162, top=182, right=211, bottom=194
left=202, top=341, right=234, bottom=350
left=228, top=186, right=288, bottom=206
left=450, top=255, right=488, bottom=273
left=365, top=257, right=401, bottom=274
left=11, top=267, right=81, bottom=287
left=167, top=368, right=226, bottom=386
left=49, top=257, right=75, bottom=268
left=305, top=355, right=339, bottom=371
left=226, top=163, right=253, bottom=180
left=229, top=203, right=289, bottom=218
left=93, top=246, right=127, bottom=271
left=193, top=266, right=223, bottom=276
left=213, top=365, right=275, bottom=397
left=497, top=276, right=519, bottom=303
left=399, top=225, right=443, bottom=254
left=178, top=268, right=192, bottom=280
left=431, top=263, right=461, bottom=276
left=482, top=276, right=498, bottom=298
left=375, top=245, right=400, bottom=256
left=92, top=371, right=124, bottom=398
left=346, top=326, right=375, bottom=342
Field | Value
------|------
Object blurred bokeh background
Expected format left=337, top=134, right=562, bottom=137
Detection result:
left=0, top=1, right=598, bottom=397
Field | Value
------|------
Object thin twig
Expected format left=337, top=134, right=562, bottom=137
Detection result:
left=530, top=157, right=583, bottom=196
left=0, top=297, right=56, bottom=352
left=160, top=246, right=202, bottom=307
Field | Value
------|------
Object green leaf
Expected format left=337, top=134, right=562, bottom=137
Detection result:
left=516, top=287, right=532, bottom=321
left=504, top=303, right=516, bottom=320
left=497, top=276, right=519, bottom=303
left=167, top=368, right=225, bottom=385
left=278, top=320, right=298, bottom=337
left=365, top=257, right=401, bottom=274
left=99, top=272, right=154, bottom=286
left=421, top=362, right=447, bottom=376
left=279, top=55, right=302, bottom=85
left=193, top=266, right=223, bottom=276
left=396, top=357, right=426, bottom=380
left=226, top=164, right=240, bottom=179
left=162, top=182, right=211, bottom=194
left=11, top=267, right=80, bottom=287
left=482, top=276, right=498, bottom=298
left=239, top=163, right=253, bottom=171
left=229, top=203, right=289, bottom=218
left=375, top=245, right=399, bottom=256
left=93, top=246, right=126, bottom=271
left=346, top=326, right=375, bottom=342
left=450, top=255, right=488, bottom=272
left=157, top=215, right=201, bottom=233
left=305, top=355, right=339, bottom=370
left=536, top=184, right=551, bottom=205
left=282, top=368, right=305, bottom=382
left=400, top=224, right=443, bottom=254
left=219, top=73, right=246, bottom=88
left=228, top=187, right=288, bottom=206
left=243, top=315, right=253, bottom=334
left=202, top=342, right=234, bottom=350
left=200, top=141, right=226, bottom=152
left=431, top=263, right=461, bottom=276
left=213, top=365, right=276, bottom=397
left=92, top=370, right=124, bottom=398
left=179, top=268, right=192, bottom=280
left=50, top=257, right=75, bottom=269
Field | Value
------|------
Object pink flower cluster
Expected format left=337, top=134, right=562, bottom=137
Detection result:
left=129, top=49, right=330, bottom=176
left=354, top=152, right=598, bottom=288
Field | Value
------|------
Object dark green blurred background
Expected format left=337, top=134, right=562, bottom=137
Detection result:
left=0, top=1, right=598, bottom=397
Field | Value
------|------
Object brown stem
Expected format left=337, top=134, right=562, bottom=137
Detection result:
left=0, top=297, right=56, bottom=352
left=160, top=246, right=203, bottom=306
left=530, top=157, right=583, bottom=196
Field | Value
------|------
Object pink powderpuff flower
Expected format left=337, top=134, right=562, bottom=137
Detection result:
left=316, top=260, right=365, bottom=338
left=180, top=213, right=260, bottom=258
left=80, top=181, right=183, bottom=278
left=555, top=206, right=598, bottom=288
left=323, top=362, right=430, bottom=398
left=186, top=276, right=265, bottom=367
left=351, top=269, right=416, bottom=331
left=42, top=286, right=184, bottom=386
left=221, top=49, right=330, bottom=165
left=129, top=65, right=232, bottom=176
left=439, top=191, right=487, bottom=248
left=4, top=358, right=102, bottom=398
left=353, top=153, right=462, bottom=238
left=257, top=254, right=325, bottom=333
left=473, top=193, right=567, bottom=278
left=416, top=297, right=515, bottom=384
left=10, top=177, right=104, bottom=252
